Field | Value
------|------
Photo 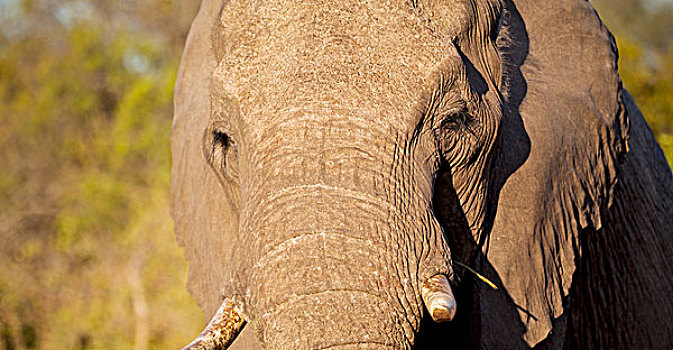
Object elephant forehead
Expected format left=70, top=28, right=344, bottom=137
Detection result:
left=212, top=0, right=458, bottom=133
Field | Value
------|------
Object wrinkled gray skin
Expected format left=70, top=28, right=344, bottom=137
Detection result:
left=171, top=0, right=673, bottom=348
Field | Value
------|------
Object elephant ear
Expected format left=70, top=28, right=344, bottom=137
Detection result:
left=481, top=0, right=629, bottom=346
left=171, top=0, right=234, bottom=318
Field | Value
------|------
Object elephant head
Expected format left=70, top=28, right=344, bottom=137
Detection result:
left=172, top=0, right=673, bottom=349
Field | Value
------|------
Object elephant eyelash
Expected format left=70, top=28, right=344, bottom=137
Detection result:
left=213, top=130, right=231, bottom=149
left=209, top=130, right=233, bottom=169
left=429, top=97, right=477, bottom=140
left=439, top=107, right=477, bottom=136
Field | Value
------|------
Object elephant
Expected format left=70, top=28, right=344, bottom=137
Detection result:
left=171, top=0, right=673, bottom=348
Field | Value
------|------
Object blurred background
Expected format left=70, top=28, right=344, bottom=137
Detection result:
left=0, top=0, right=671, bottom=349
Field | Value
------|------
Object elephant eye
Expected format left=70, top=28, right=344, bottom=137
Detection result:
left=434, top=103, right=482, bottom=167
left=439, top=107, right=477, bottom=138
left=213, top=130, right=231, bottom=153
left=210, top=130, right=231, bottom=167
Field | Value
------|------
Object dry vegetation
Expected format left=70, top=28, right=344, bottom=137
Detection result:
left=0, top=1, right=203, bottom=349
left=0, top=0, right=670, bottom=349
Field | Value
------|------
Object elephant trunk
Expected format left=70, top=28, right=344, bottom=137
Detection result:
left=233, top=178, right=453, bottom=348
left=243, top=186, right=421, bottom=349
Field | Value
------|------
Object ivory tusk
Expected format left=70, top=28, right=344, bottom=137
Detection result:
left=421, top=274, right=457, bottom=322
left=182, top=298, right=246, bottom=350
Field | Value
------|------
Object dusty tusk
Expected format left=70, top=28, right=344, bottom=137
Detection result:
left=421, top=274, right=457, bottom=322
left=182, top=298, right=246, bottom=350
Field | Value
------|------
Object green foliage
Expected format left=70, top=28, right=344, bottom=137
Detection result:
left=616, top=37, right=673, bottom=167
left=593, top=0, right=673, bottom=168
left=0, top=1, right=202, bottom=349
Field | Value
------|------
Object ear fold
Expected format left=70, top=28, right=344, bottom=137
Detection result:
left=481, top=0, right=629, bottom=346
left=171, top=0, right=237, bottom=318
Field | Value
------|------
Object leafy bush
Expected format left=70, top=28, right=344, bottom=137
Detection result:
left=0, top=1, right=202, bottom=349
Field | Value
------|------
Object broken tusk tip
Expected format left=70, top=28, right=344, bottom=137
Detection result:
left=430, top=303, right=457, bottom=322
